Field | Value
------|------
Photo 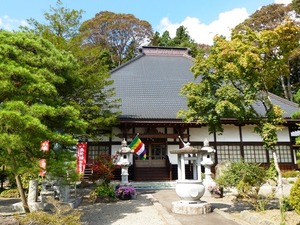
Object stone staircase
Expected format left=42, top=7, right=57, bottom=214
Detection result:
left=112, top=181, right=176, bottom=190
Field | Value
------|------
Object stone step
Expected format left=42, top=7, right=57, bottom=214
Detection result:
left=123, top=181, right=176, bottom=190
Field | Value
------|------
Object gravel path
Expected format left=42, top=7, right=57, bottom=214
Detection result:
left=79, top=193, right=170, bottom=225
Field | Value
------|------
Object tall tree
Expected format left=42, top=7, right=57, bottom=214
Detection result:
left=234, top=3, right=300, bottom=101
left=291, top=0, right=300, bottom=15
left=21, top=0, right=84, bottom=50
left=79, top=11, right=153, bottom=66
left=234, top=4, right=292, bottom=32
left=21, top=1, right=120, bottom=138
left=178, top=23, right=297, bottom=222
left=149, top=26, right=199, bottom=57
left=0, top=31, right=87, bottom=212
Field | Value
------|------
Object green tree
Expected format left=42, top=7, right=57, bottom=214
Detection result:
left=21, top=1, right=120, bottom=138
left=150, top=31, right=162, bottom=46
left=178, top=23, right=296, bottom=217
left=234, top=4, right=292, bottom=32
left=234, top=3, right=300, bottom=101
left=149, top=26, right=199, bottom=57
left=79, top=11, right=153, bottom=66
left=0, top=30, right=87, bottom=212
left=21, top=0, right=84, bottom=50
left=291, top=0, right=300, bottom=15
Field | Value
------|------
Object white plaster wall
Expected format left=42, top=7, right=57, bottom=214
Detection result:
left=277, top=127, right=290, bottom=142
left=189, top=127, right=213, bottom=142
left=216, top=125, right=240, bottom=142
left=167, top=145, right=179, bottom=164
left=241, top=125, right=262, bottom=142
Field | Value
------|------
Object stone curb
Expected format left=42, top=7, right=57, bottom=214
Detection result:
left=147, top=193, right=182, bottom=225
left=240, top=210, right=275, bottom=225
left=213, top=208, right=252, bottom=225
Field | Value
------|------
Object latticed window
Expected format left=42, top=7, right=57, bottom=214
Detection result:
left=87, top=145, right=110, bottom=160
left=217, top=145, right=241, bottom=162
left=244, top=145, right=267, bottom=163
left=269, top=145, right=292, bottom=163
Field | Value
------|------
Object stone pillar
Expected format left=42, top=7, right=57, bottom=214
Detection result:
left=197, top=154, right=202, bottom=181
left=59, top=185, right=70, bottom=202
left=121, top=166, right=129, bottom=185
left=28, top=180, right=38, bottom=203
left=180, top=154, right=185, bottom=180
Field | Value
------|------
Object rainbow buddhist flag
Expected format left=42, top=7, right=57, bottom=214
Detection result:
left=129, top=136, right=146, bottom=159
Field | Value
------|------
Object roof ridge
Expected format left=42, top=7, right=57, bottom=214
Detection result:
left=269, top=92, right=299, bottom=108
left=110, top=53, right=145, bottom=73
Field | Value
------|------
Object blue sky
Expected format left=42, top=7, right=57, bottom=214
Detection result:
left=0, top=0, right=292, bottom=45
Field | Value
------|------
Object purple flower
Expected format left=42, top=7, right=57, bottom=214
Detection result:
left=115, top=185, right=136, bottom=197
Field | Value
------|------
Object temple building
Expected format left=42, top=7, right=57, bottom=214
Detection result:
left=83, top=46, right=300, bottom=181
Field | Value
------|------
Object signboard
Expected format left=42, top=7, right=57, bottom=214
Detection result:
left=39, top=141, right=50, bottom=177
left=77, top=143, right=87, bottom=173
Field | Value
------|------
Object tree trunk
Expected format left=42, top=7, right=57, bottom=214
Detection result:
left=287, top=76, right=293, bottom=102
left=8, top=148, right=30, bottom=213
left=272, top=150, right=283, bottom=199
left=280, top=75, right=289, bottom=100
left=15, top=174, right=30, bottom=213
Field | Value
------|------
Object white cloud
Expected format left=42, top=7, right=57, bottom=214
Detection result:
left=275, top=0, right=292, bottom=5
left=158, top=0, right=294, bottom=46
left=0, top=16, right=28, bottom=31
left=158, top=8, right=249, bottom=45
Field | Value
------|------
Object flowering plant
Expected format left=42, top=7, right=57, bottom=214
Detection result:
left=115, top=185, right=136, bottom=199
left=207, top=182, right=222, bottom=195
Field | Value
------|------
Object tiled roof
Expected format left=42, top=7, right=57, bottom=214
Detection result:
left=110, top=46, right=299, bottom=120
left=253, top=93, right=299, bottom=118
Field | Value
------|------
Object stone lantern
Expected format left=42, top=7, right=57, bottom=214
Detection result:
left=115, top=139, right=134, bottom=185
left=201, top=139, right=216, bottom=187
left=169, top=136, right=211, bottom=215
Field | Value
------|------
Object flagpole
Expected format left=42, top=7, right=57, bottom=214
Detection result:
left=133, top=133, right=139, bottom=139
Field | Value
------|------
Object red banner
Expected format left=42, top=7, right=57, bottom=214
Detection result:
left=39, top=141, right=50, bottom=177
left=77, top=143, right=87, bottom=173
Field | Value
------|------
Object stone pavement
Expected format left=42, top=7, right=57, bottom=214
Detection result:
left=0, top=181, right=294, bottom=225
left=148, top=189, right=248, bottom=225
left=0, top=189, right=246, bottom=225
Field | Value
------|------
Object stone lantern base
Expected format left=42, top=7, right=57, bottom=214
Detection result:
left=171, top=201, right=212, bottom=215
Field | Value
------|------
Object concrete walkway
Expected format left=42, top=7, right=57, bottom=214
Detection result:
left=78, top=188, right=247, bottom=225
left=0, top=180, right=294, bottom=225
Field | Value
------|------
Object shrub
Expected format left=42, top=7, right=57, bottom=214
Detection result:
left=289, top=177, right=300, bottom=214
left=20, top=171, right=40, bottom=189
left=282, top=170, right=300, bottom=178
left=0, top=188, right=20, bottom=198
left=17, top=199, right=81, bottom=225
left=90, top=153, right=116, bottom=183
left=89, top=182, right=116, bottom=202
left=216, top=160, right=275, bottom=211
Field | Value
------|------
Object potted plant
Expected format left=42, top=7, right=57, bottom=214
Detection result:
left=207, top=183, right=223, bottom=198
left=115, top=185, right=136, bottom=200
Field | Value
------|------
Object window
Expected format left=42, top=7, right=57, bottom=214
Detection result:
left=87, top=145, right=110, bottom=160
left=141, top=143, right=166, bottom=160
left=217, top=145, right=241, bottom=162
left=269, top=145, right=292, bottom=163
left=244, top=145, right=267, bottom=163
